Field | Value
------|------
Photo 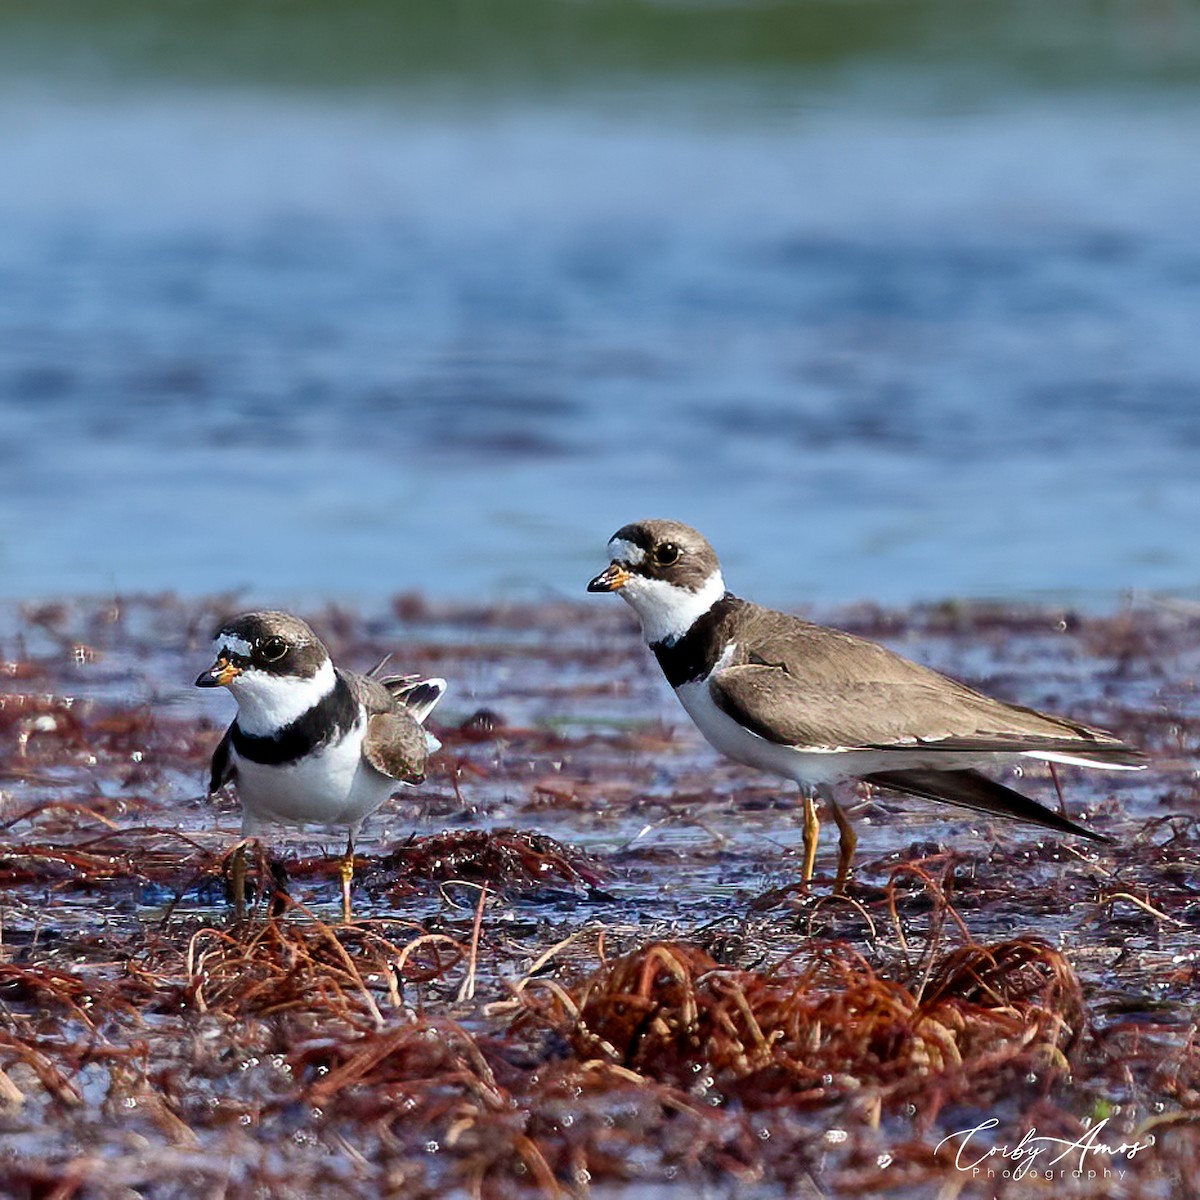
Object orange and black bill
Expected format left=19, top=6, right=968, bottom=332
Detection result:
left=587, top=562, right=632, bottom=592
left=195, top=656, right=242, bottom=688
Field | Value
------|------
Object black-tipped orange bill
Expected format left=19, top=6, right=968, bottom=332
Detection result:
left=195, top=656, right=241, bottom=687
left=587, top=562, right=632, bottom=593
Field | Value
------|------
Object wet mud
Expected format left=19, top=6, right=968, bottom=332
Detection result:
left=0, top=594, right=1196, bottom=1197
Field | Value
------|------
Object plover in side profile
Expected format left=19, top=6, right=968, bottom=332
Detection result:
left=588, top=519, right=1143, bottom=893
left=196, top=611, right=445, bottom=919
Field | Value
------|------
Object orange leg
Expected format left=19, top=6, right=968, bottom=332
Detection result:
left=800, top=789, right=820, bottom=887
left=339, top=832, right=356, bottom=923
left=819, top=785, right=857, bottom=896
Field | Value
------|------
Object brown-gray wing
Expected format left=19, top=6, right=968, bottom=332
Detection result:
left=710, top=664, right=973, bottom=749
left=361, top=711, right=430, bottom=783
left=705, top=624, right=1137, bottom=753
left=207, top=726, right=237, bottom=795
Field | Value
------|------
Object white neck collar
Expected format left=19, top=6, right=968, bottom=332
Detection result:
left=619, top=570, right=727, bottom=646
left=229, top=657, right=338, bottom=735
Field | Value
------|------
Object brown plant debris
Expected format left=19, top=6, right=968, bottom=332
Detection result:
left=382, top=828, right=604, bottom=893
left=0, top=595, right=1194, bottom=1196
left=520, top=937, right=1086, bottom=1118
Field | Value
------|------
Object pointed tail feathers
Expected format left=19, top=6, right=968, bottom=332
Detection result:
left=379, top=674, right=447, bottom=722
left=863, top=768, right=1111, bottom=844
left=382, top=675, right=447, bottom=753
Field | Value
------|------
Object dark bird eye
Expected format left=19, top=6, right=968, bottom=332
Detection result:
left=259, top=636, right=288, bottom=663
left=654, top=542, right=681, bottom=566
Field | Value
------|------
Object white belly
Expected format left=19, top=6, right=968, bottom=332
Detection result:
left=232, top=720, right=397, bottom=836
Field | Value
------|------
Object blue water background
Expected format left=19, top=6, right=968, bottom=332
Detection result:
left=2, top=63, right=1199, bottom=607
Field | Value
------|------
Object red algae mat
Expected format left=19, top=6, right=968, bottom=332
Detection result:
left=0, top=594, right=1197, bottom=1197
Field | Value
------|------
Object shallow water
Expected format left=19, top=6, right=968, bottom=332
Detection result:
left=0, top=593, right=1194, bottom=1195
left=2, top=78, right=1199, bottom=607
left=0, top=591, right=1183, bottom=931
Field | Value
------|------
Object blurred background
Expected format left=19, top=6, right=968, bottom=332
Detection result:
left=1, top=0, right=1199, bottom=608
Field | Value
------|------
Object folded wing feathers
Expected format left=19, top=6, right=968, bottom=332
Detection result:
left=714, top=613, right=1143, bottom=762
left=343, top=669, right=447, bottom=765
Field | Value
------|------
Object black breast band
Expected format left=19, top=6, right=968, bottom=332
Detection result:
left=231, top=675, right=361, bottom=765
left=652, top=594, right=741, bottom=687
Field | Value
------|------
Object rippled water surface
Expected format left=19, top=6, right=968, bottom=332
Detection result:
left=1, top=10, right=1199, bottom=608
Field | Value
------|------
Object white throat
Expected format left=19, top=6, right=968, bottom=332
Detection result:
left=228, top=656, right=337, bottom=735
left=619, top=570, right=726, bottom=646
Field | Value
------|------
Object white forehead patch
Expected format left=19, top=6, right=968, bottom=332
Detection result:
left=217, top=634, right=255, bottom=660
left=608, top=537, right=646, bottom=566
